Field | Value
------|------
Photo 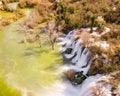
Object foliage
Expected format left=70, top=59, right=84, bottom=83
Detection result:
left=0, top=10, right=24, bottom=27
left=81, top=2, right=87, bottom=6
left=104, top=6, right=120, bottom=24
left=1, top=0, right=19, bottom=3
left=18, top=0, right=37, bottom=8
left=68, top=7, right=74, bottom=14
left=58, top=2, right=67, bottom=14
left=64, top=17, right=70, bottom=24
left=40, top=20, right=58, bottom=50
left=88, top=49, right=120, bottom=75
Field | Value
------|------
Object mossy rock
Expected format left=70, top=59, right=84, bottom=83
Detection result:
left=65, top=48, right=73, bottom=54
left=66, top=70, right=86, bottom=85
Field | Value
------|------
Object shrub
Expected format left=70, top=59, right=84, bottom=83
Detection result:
left=104, top=6, right=120, bottom=24
left=82, top=2, right=87, bottom=6
left=59, top=2, right=67, bottom=13
left=64, top=17, right=70, bottom=24
left=100, top=7, right=108, bottom=13
left=18, top=0, right=37, bottom=8
left=84, top=7, right=92, bottom=12
left=72, top=22, right=80, bottom=29
left=68, top=7, right=74, bottom=14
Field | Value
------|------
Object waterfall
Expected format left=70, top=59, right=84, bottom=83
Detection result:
left=58, top=30, right=92, bottom=76
left=64, top=39, right=82, bottom=59
left=54, top=29, right=113, bottom=96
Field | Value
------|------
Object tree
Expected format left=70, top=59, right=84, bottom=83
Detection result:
left=44, top=20, right=58, bottom=50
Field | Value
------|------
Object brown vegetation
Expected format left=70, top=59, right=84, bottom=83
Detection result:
left=104, top=5, right=120, bottom=24
left=41, top=20, right=59, bottom=50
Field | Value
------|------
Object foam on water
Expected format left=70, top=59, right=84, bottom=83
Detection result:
left=55, top=29, right=112, bottom=96
left=40, top=74, right=102, bottom=96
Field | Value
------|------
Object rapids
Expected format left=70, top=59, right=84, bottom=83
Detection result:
left=56, top=29, right=113, bottom=96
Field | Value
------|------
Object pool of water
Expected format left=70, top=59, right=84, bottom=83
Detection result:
left=0, top=16, right=62, bottom=95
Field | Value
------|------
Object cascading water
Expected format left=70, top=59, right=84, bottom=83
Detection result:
left=54, top=29, right=113, bottom=96
left=58, top=30, right=92, bottom=76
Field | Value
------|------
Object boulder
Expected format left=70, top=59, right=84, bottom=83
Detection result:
left=66, top=69, right=86, bottom=85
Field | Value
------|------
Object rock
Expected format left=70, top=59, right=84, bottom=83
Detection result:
left=66, top=70, right=86, bottom=84
left=65, top=48, right=73, bottom=54
left=66, top=69, right=75, bottom=81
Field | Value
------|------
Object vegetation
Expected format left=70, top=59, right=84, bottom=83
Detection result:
left=18, top=0, right=37, bottom=8
left=104, top=5, right=120, bottom=24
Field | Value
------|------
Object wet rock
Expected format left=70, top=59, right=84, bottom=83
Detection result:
left=65, top=48, right=73, bottom=54
left=66, top=69, right=75, bottom=81
left=66, top=70, right=86, bottom=85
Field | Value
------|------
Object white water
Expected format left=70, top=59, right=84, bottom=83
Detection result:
left=40, top=74, right=114, bottom=96
left=58, top=29, right=92, bottom=75
left=40, top=74, right=102, bottom=96
left=56, top=29, right=113, bottom=96
left=64, top=39, right=82, bottom=59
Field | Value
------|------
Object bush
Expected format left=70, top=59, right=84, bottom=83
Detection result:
left=64, top=17, right=70, bottom=24
left=68, top=7, right=74, bottom=14
left=18, top=0, right=37, bottom=8
left=82, top=2, right=87, bottom=6
left=84, top=7, right=92, bottom=12
left=59, top=2, right=67, bottom=13
left=104, top=6, right=120, bottom=24
left=70, top=22, right=79, bottom=29
left=100, top=8, right=108, bottom=13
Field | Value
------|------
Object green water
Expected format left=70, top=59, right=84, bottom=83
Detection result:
left=0, top=16, right=62, bottom=95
